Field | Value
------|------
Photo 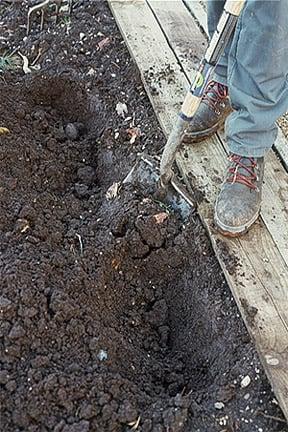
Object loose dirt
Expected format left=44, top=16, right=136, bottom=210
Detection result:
left=0, top=1, right=287, bottom=431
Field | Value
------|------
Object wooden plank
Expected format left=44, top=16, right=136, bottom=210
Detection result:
left=275, top=128, right=288, bottom=171
left=147, top=0, right=288, bottom=266
left=183, top=0, right=288, bottom=171
left=183, top=0, right=208, bottom=36
left=178, top=144, right=288, bottom=425
left=108, top=0, right=186, bottom=133
left=108, top=0, right=288, bottom=420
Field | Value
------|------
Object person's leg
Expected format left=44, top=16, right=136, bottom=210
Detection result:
left=215, top=0, right=288, bottom=236
left=226, top=0, right=288, bottom=157
left=183, top=0, right=232, bottom=143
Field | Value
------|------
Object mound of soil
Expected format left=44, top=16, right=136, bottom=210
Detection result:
left=0, top=1, right=287, bottom=431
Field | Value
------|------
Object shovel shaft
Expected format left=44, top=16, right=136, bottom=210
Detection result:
left=160, top=116, right=188, bottom=186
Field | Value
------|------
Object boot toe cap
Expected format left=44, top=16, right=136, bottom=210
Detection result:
left=214, top=187, right=260, bottom=234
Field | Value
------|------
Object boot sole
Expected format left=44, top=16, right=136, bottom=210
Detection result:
left=182, top=121, right=223, bottom=144
left=182, top=107, right=233, bottom=144
left=214, top=208, right=260, bottom=237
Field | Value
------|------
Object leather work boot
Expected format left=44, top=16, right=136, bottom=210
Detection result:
left=183, top=80, right=232, bottom=143
left=214, top=154, right=265, bottom=236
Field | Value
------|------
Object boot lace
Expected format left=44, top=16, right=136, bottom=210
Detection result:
left=202, top=80, right=228, bottom=111
left=227, top=154, right=258, bottom=190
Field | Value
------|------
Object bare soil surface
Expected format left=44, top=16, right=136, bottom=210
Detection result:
left=0, top=1, right=287, bottom=431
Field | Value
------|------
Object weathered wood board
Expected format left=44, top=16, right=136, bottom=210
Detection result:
left=108, top=0, right=288, bottom=421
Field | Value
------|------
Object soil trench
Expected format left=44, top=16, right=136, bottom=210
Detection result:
left=0, top=1, right=287, bottom=431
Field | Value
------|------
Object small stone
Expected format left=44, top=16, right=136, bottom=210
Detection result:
left=214, top=402, right=225, bottom=410
left=241, top=375, right=251, bottom=388
left=33, top=109, right=46, bottom=121
left=31, top=355, right=49, bottom=368
left=0, top=296, right=12, bottom=313
left=265, top=355, right=279, bottom=366
left=116, top=102, right=128, bottom=118
left=87, top=67, right=96, bottom=76
left=244, top=393, right=250, bottom=400
left=0, top=370, right=10, bottom=384
left=15, top=107, right=26, bottom=119
left=18, top=306, right=38, bottom=318
left=97, top=349, right=108, bottom=361
left=142, top=419, right=152, bottom=432
left=77, top=166, right=95, bottom=184
left=79, top=404, right=94, bottom=420
left=54, top=125, right=66, bottom=142
left=8, top=324, right=25, bottom=340
left=74, top=183, right=89, bottom=198
left=63, top=420, right=89, bottom=432
left=89, top=337, right=98, bottom=352
left=118, top=401, right=138, bottom=423
left=65, top=123, right=79, bottom=140
left=98, top=393, right=111, bottom=406
left=54, top=420, right=66, bottom=432
left=18, top=205, right=36, bottom=221
left=6, top=380, right=17, bottom=392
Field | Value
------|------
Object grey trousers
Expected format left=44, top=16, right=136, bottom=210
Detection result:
left=209, top=0, right=288, bottom=157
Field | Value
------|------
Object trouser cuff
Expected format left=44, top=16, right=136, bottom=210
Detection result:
left=212, top=62, right=228, bottom=87
left=212, top=72, right=228, bottom=87
left=228, top=140, right=273, bottom=158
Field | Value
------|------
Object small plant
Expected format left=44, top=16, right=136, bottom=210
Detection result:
left=60, top=15, right=71, bottom=32
left=0, top=51, right=21, bottom=73
left=60, top=15, right=71, bottom=25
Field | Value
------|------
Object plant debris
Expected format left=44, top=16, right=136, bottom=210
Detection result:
left=153, top=212, right=169, bottom=224
left=0, top=127, right=10, bottom=135
left=106, top=181, right=120, bottom=200
left=18, top=52, right=31, bottom=74
left=126, top=126, right=141, bottom=144
left=97, top=36, right=111, bottom=51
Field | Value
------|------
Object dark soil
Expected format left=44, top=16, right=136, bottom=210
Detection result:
left=0, top=1, right=287, bottom=431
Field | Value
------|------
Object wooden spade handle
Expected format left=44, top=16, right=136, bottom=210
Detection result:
left=224, top=0, right=245, bottom=16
